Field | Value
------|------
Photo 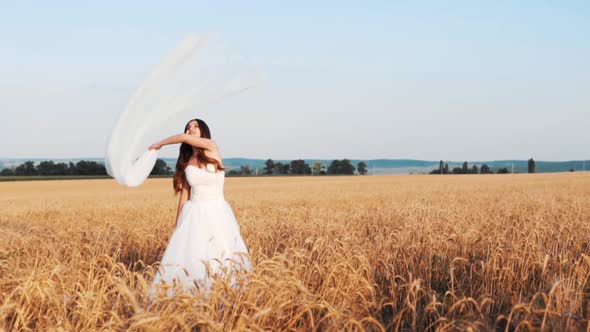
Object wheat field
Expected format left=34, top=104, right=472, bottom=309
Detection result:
left=0, top=172, right=589, bottom=331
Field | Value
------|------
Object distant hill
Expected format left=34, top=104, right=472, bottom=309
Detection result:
left=1, top=157, right=587, bottom=175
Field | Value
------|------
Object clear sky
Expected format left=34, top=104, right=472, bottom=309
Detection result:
left=1, top=0, right=588, bottom=161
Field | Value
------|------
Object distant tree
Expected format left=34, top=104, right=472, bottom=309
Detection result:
left=497, top=167, right=510, bottom=174
left=150, top=159, right=172, bottom=175
left=263, top=159, right=275, bottom=175
left=68, top=162, right=77, bottom=175
left=28, top=161, right=71, bottom=176
left=327, top=159, right=355, bottom=175
left=25, top=161, right=37, bottom=175
left=281, top=163, right=290, bottom=174
left=273, top=162, right=283, bottom=174
left=341, top=159, right=355, bottom=175
left=273, top=162, right=289, bottom=175
left=430, top=161, right=450, bottom=175
left=0, top=168, right=14, bottom=176
left=289, top=159, right=311, bottom=175
left=357, top=161, right=368, bottom=175
left=240, top=165, right=252, bottom=175
left=227, top=169, right=241, bottom=176
left=53, top=162, right=69, bottom=175
left=327, top=160, right=339, bottom=174
left=74, top=160, right=107, bottom=175
left=528, top=158, right=536, bottom=173
left=15, top=161, right=37, bottom=176
left=37, top=161, right=56, bottom=175
left=74, top=161, right=90, bottom=175
left=462, top=162, right=469, bottom=174
left=312, top=162, right=325, bottom=175
left=569, top=169, right=575, bottom=172
left=480, top=164, right=491, bottom=174
left=452, top=167, right=463, bottom=174
left=471, top=165, right=479, bottom=174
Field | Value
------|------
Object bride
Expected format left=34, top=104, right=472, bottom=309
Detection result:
left=147, top=118, right=250, bottom=295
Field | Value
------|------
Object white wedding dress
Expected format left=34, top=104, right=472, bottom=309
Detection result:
left=149, top=163, right=250, bottom=296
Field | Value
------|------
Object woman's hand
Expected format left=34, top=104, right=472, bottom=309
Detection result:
left=148, top=142, right=162, bottom=151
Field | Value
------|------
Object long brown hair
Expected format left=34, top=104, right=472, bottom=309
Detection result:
left=173, top=118, right=225, bottom=194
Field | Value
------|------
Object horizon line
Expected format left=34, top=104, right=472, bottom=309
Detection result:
left=1, top=156, right=589, bottom=163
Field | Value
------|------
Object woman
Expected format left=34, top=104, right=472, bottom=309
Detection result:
left=147, top=118, right=250, bottom=295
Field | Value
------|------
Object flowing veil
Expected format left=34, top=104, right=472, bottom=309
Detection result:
left=105, top=33, right=260, bottom=187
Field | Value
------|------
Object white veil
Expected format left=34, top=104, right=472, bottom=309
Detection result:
left=105, top=33, right=259, bottom=187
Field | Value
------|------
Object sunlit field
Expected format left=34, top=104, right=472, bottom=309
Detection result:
left=1, top=173, right=589, bottom=331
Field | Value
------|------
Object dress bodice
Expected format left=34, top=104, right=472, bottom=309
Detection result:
left=185, top=164, right=225, bottom=202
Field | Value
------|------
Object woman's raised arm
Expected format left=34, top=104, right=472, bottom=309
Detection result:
left=149, top=134, right=217, bottom=152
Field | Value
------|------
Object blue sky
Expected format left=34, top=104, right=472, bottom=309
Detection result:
left=1, top=1, right=588, bottom=160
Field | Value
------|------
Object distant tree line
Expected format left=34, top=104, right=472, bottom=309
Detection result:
left=1, top=158, right=373, bottom=177
left=1, top=158, right=543, bottom=177
left=0, top=159, right=172, bottom=176
left=0, top=160, right=107, bottom=176
left=227, top=159, right=369, bottom=176
left=429, top=158, right=536, bottom=175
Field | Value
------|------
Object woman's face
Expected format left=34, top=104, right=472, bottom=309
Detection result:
left=185, top=120, right=201, bottom=136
